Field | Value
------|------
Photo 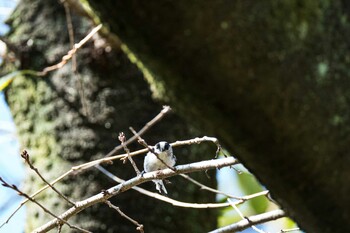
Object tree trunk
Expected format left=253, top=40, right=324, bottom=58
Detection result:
left=4, top=0, right=217, bottom=232
left=82, top=1, right=350, bottom=232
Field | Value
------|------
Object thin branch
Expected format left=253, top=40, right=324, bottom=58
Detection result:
left=57, top=224, right=62, bottom=233
left=61, top=1, right=89, bottom=116
left=235, top=190, right=270, bottom=204
left=105, top=201, right=144, bottom=233
left=0, top=177, right=90, bottom=233
left=0, top=107, right=169, bottom=227
left=20, top=150, right=75, bottom=206
left=39, top=24, right=102, bottom=75
left=179, top=174, right=243, bottom=200
left=279, top=227, right=300, bottom=232
left=228, top=198, right=266, bottom=233
left=119, top=132, right=141, bottom=175
left=80, top=136, right=225, bottom=172
left=61, top=0, right=89, bottom=116
left=0, top=170, right=70, bottom=229
left=164, top=136, right=226, bottom=158
left=1, top=135, right=223, bottom=228
left=103, top=105, right=172, bottom=158
left=33, top=157, right=238, bottom=233
left=209, top=209, right=286, bottom=233
left=61, top=0, right=76, bottom=72
left=96, top=165, right=231, bottom=208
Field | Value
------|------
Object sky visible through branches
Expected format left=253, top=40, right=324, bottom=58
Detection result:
left=0, top=2, right=26, bottom=232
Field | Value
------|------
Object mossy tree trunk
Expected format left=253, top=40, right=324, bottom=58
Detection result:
left=4, top=0, right=217, bottom=232
left=82, top=1, right=350, bottom=232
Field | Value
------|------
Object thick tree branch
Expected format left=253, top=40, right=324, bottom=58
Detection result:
left=81, top=2, right=350, bottom=232
left=33, top=157, right=237, bottom=233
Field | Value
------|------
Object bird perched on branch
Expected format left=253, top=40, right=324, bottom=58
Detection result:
left=143, top=141, right=176, bottom=194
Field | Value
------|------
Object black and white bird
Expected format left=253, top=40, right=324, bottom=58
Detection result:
left=143, top=141, right=176, bottom=194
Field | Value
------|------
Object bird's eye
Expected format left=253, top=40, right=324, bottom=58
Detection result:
left=155, top=143, right=161, bottom=150
left=164, top=143, right=169, bottom=150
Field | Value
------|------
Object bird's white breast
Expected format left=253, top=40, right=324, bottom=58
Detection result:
left=144, top=151, right=175, bottom=172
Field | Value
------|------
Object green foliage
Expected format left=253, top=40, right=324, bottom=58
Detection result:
left=216, top=163, right=269, bottom=227
left=237, top=171, right=268, bottom=214
left=218, top=207, right=240, bottom=228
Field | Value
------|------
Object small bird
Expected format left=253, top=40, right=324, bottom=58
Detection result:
left=143, top=141, right=176, bottom=194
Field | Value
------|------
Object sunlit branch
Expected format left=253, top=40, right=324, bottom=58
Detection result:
left=33, top=157, right=237, bottom=233
left=209, top=209, right=286, bottom=233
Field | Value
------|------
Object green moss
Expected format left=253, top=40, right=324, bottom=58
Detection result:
left=5, top=0, right=218, bottom=232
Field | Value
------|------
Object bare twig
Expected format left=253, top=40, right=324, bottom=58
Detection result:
left=39, top=24, right=102, bottom=75
left=105, top=201, right=144, bottom=233
left=6, top=156, right=134, bottom=228
left=61, top=0, right=76, bottom=72
left=209, top=209, right=286, bottom=233
left=129, top=126, right=176, bottom=171
left=228, top=198, right=266, bottom=233
left=82, top=136, right=226, bottom=173
left=0, top=170, right=72, bottom=229
left=119, top=132, right=141, bottom=175
left=1, top=135, right=224, bottom=228
left=33, top=157, right=238, bottom=233
left=0, top=107, right=170, bottom=227
left=0, top=177, right=90, bottom=233
left=0, top=23, right=102, bottom=85
left=179, top=174, right=243, bottom=200
left=279, top=227, right=300, bottom=232
left=61, top=0, right=89, bottom=116
left=97, top=165, right=231, bottom=208
left=20, top=150, right=75, bottom=206
left=61, top=0, right=88, bottom=116
left=103, top=106, right=172, bottom=158
left=57, top=224, right=62, bottom=233
left=235, top=190, right=270, bottom=204
left=166, top=136, right=226, bottom=158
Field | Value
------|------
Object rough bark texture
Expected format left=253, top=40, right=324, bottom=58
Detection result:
left=83, top=1, right=350, bottom=232
left=4, top=0, right=217, bottom=232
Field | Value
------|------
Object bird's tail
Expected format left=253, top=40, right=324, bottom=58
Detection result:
left=153, top=180, right=168, bottom=194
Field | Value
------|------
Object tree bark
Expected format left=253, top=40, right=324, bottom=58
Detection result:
left=4, top=0, right=217, bottom=232
left=82, top=1, right=350, bottom=232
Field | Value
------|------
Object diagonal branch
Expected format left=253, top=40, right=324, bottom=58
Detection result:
left=96, top=165, right=232, bottom=208
left=20, top=150, right=75, bottom=206
left=179, top=174, right=243, bottom=200
left=228, top=198, right=266, bottom=233
left=209, top=209, right=286, bottom=233
left=103, top=105, right=172, bottom=158
left=33, top=157, right=237, bottom=233
left=105, top=201, right=144, bottom=233
left=39, top=24, right=102, bottom=75
left=0, top=107, right=170, bottom=227
left=2, top=135, right=225, bottom=228
left=0, top=177, right=90, bottom=233
left=119, top=132, right=141, bottom=175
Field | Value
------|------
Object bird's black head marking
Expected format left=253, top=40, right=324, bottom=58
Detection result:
left=163, top=142, right=170, bottom=151
left=155, top=141, right=170, bottom=152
